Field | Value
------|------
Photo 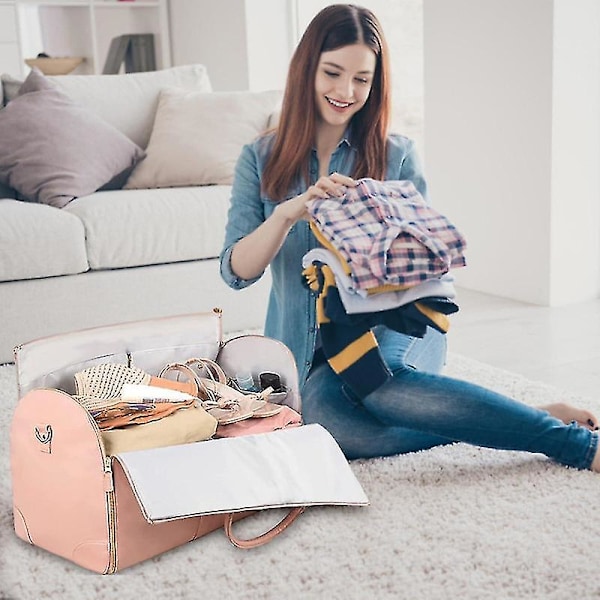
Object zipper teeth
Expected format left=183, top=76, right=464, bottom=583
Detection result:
left=105, top=486, right=118, bottom=573
left=83, top=409, right=117, bottom=574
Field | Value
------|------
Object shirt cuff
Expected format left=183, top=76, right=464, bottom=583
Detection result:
left=219, top=244, right=262, bottom=290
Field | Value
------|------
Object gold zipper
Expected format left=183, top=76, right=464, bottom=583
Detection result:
left=83, top=407, right=118, bottom=575
left=103, top=455, right=118, bottom=574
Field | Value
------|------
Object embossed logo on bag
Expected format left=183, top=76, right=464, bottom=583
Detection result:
left=34, top=424, right=53, bottom=454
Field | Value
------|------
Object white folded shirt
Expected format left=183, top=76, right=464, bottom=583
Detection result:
left=302, top=248, right=456, bottom=314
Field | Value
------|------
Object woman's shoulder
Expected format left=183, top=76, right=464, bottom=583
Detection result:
left=244, top=130, right=277, bottom=158
left=234, top=131, right=277, bottom=175
left=386, top=132, right=416, bottom=156
left=234, top=131, right=278, bottom=183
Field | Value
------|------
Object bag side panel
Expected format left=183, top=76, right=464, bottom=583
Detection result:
left=218, top=335, right=301, bottom=413
left=112, top=459, right=229, bottom=571
left=10, top=389, right=111, bottom=574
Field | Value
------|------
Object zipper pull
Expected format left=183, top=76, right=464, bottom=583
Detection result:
left=103, top=457, right=114, bottom=492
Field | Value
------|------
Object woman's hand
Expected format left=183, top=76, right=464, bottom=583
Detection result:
left=273, top=172, right=357, bottom=226
left=231, top=173, right=356, bottom=280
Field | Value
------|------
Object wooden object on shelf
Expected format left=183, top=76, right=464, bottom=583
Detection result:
left=24, top=56, right=84, bottom=75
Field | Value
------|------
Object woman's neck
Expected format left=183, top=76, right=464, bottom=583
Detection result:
left=315, top=122, right=346, bottom=172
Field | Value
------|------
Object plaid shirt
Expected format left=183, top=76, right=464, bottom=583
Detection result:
left=307, top=178, right=467, bottom=290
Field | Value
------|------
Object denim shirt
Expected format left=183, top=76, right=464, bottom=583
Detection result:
left=219, top=130, right=428, bottom=388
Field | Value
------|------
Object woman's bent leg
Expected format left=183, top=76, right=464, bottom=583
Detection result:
left=302, top=361, right=454, bottom=459
left=304, top=328, right=597, bottom=469
left=303, top=327, right=453, bottom=459
left=362, top=369, right=597, bottom=470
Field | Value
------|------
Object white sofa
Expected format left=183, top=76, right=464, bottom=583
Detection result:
left=0, top=65, right=280, bottom=364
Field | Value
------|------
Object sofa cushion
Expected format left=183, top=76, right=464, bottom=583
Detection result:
left=124, top=88, right=282, bottom=190
left=0, top=69, right=146, bottom=208
left=47, top=64, right=212, bottom=149
left=0, top=199, right=89, bottom=282
left=64, top=186, right=232, bottom=270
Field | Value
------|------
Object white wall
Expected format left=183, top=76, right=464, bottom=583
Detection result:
left=245, top=0, right=293, bottom=91
left=168, top=0, right=249, bottom=90
left=550, top=0, right=600, bottom=305
left=424, top=0, right=600, bottom=306
left=168, top=0, right=290, bottom=92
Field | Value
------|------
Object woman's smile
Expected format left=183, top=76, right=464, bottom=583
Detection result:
left=325, top=96, right=355, bottom=111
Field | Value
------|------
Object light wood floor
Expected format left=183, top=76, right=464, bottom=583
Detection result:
left=448, top=287, right=600, bottom=399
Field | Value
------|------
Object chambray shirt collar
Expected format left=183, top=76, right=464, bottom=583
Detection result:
left=311, top=126, right=354, bottom=153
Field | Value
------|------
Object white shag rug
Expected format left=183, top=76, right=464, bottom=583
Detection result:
left=1, top=354, right=599, bottom=600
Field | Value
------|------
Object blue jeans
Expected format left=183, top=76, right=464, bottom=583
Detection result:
left=302, top=327, right=598, bottom=469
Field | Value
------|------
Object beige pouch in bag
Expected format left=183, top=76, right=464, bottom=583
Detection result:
left=101, top=404, right=218, bottom=455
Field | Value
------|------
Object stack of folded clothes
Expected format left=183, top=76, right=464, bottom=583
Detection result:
left=303, top=177, right=467, bottom=398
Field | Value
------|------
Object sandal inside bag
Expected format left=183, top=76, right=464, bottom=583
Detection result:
left=158, top=359, right=283, bottom=425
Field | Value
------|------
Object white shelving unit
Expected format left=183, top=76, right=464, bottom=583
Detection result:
left=2, top=0, right=171, bottom=78
left=0, top=1, right=23, bottom=76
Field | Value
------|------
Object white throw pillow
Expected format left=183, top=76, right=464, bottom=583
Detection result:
left=124, top=88, right=283, bottom=189
left=48, top=65, right=212, bottom=149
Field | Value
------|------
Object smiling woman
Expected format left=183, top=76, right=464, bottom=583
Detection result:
left=295, top=0, right=425, bottom=148
left=217, top=3, right=600, bottom=475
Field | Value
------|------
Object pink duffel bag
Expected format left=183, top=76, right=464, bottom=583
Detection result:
left=10, top=310, right=368, bottom=573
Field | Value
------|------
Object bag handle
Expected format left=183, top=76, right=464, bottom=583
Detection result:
left=224, top=507, right=306, bottom=549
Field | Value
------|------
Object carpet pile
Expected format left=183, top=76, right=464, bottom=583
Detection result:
left=1, top=355, right=598, bottom=599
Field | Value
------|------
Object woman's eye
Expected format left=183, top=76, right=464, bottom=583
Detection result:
left=355, top=77, right=369, bottom=85
left=324, top=71, right=340, bottom=78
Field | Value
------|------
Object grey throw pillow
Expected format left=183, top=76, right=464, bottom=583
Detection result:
left=0, top=181, right=16, bottom=199
left=1, top=73, right=24, bottom=106
left=0, top=70, right=145, bottom=208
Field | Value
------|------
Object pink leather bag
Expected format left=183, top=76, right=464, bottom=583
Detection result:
left=10, top=310, right=368, bottom=573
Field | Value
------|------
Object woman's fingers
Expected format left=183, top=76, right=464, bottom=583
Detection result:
left=311, top=173, right=357, bottom=198
left=329, top=172, right=357, bottom=187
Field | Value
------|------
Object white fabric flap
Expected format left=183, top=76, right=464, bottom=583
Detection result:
left=114, top=424, right=369, bottom=522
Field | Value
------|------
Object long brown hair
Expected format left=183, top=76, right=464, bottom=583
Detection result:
left=261, top=4, right=391, bottom=201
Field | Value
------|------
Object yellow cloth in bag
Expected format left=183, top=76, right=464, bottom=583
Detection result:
left=102, top=404, right=218, bottom=455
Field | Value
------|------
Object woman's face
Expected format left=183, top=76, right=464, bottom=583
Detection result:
left=314, top=43, right=377, bottom=131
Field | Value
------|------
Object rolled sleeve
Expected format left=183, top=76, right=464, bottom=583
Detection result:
left=388, top=135, right=428, bottom=201
left=219, top=243, right=262, bottom=290
left=219, top=142, right=269, bottom=290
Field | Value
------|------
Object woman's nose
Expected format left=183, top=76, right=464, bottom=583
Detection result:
left=335, top=77, right=354, bottom=100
